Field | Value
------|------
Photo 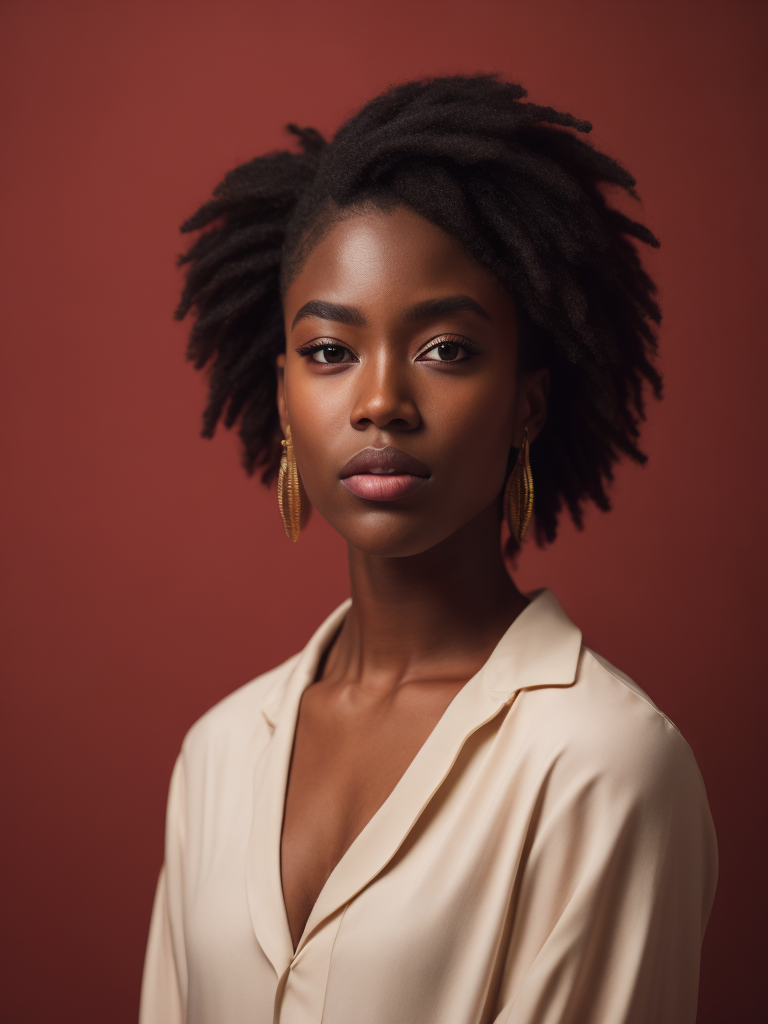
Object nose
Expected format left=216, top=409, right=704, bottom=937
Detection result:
left=350, top=355, right=421, bottom=432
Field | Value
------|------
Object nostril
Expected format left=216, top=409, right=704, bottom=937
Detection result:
left=350, top=394, right=421, bottom=431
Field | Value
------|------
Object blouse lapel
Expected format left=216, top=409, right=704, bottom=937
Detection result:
left=296, top=589, right=582, bottom=956
left=245, top=601, right=351, bottom=978
left=297, top=665, right=506, bottom=953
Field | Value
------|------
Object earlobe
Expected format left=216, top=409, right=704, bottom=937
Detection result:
left=519, top=367, right=549, bottom=444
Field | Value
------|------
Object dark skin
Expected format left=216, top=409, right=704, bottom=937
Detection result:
left=276, top=206, right=548, bottom=949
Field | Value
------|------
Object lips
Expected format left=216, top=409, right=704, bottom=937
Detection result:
left=340, top=446, right=430, bottom=501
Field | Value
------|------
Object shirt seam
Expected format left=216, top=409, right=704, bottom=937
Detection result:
left=583, top=647, right=681, bottom=735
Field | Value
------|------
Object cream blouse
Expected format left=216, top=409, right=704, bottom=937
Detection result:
left=139, top=590, right=717, bottom=1024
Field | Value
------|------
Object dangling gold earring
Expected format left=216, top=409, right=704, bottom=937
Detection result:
left=277, top=425, right=301, bottom=542
left=504, top=427, right=534, bottom=543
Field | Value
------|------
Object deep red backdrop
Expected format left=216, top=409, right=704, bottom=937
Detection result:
left=1, top=1, right=765, bottom=1021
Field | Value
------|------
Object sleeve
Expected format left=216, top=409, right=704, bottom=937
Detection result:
left=491, top=722, right=718, bottom=1024
left=139, top=755, right=188, bottom=1024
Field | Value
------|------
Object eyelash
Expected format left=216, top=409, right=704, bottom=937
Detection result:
left=417, top=335, right=478, bottom=363
left=296, top=335, right=479, bottom=364
left=296, top=341, right=356, bottom=364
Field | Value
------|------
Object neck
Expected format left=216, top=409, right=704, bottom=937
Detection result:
left=327, top=503, right=527, bottom=686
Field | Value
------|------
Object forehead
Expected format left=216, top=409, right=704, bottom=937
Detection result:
left=283, top=205, right=516, bottom=322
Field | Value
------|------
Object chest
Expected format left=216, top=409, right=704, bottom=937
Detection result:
left=279, top=680, right=465, bottom=948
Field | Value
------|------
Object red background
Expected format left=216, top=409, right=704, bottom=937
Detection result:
left=1, top=2, right=765, bottom=1021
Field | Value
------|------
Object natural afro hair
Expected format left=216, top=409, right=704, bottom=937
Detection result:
left=175, top=74, right=662, bottom=547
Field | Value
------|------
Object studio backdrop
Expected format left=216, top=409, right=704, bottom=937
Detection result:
left=1, top=1, right=765, bottom=1022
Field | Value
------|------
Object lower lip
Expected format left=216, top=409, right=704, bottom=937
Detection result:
left=341, top=474, right=428, bottom=501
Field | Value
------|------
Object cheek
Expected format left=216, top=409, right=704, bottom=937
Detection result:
left=283, top=371, right=353, bottom=491
left=423, top=373, right=517, bottom=484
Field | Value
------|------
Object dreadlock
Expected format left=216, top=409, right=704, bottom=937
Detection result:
left=176, top=75, right=661, bottom=546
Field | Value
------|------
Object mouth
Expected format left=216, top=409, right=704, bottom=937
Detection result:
left=339, top=446, right=430, bottom=502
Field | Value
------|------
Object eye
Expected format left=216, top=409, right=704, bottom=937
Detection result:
left=418, top=338, right=472, bottom=362
left=301, top=343, right=355, bottom=364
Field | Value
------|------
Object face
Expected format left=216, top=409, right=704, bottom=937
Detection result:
left=277, top=205, right=546, bottom=558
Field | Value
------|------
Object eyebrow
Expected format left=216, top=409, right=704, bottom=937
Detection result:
left=292, top=300, right=367, bottom=329
left=290, top=293, right=492, bottom=331
left=402, top=295, right=492, bottom=324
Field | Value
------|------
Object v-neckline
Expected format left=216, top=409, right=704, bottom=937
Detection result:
left=244, top=590, right=582, bottom=977
left=280, top=637, right=478, bottom=951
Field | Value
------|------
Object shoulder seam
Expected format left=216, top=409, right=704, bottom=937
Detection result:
left=582, top=648, right=681, bottom=736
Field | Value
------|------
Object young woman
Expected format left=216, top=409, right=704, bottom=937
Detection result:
left=140, top=75, right=717, bottom=1024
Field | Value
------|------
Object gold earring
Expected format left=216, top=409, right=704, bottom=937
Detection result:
left=278, top=425, right=301, bottom=542
left=504, top=427, right=534, bottom=543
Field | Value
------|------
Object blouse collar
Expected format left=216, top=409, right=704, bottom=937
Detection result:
left=262, top=588, right=582, bottom=729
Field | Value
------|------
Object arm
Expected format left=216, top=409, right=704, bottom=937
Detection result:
left=139, top=756, right=188, bottom=1024
left=492, top=722, right=717, bottom=1024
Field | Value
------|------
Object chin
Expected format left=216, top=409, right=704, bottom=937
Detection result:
left=324, top=510, right=464, bottom=559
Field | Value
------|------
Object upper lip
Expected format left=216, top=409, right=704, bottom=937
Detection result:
left=340, top=446, right=431, bottom=479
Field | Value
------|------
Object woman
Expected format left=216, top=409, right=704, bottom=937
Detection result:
left=140, top=76, right=717, bottom=1023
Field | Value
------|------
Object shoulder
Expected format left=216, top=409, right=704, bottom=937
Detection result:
left=517, top=646, right=706, bottom=810
left=179, top=651, right=300, bottom=768
left=173, top=599, right=350, bottom=779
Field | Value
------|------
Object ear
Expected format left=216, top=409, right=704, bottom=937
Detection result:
left=515, top=368, right=549, bottom=446
left=275, top=352, right=288, bottom=435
